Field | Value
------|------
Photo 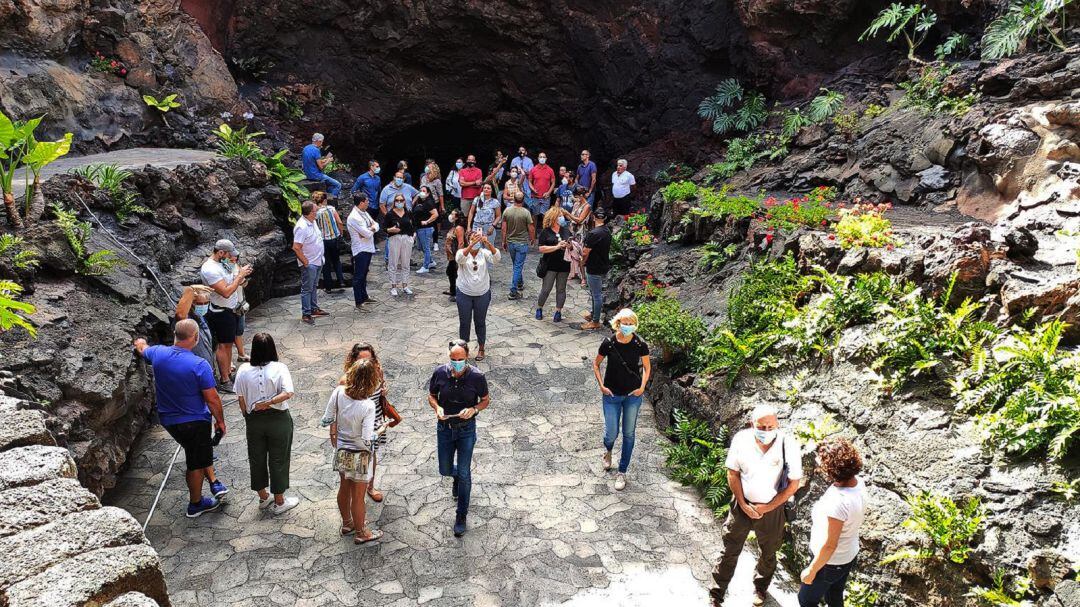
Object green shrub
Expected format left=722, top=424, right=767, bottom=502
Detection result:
left=846, top=579, right=880, bottom=607
left=1051, top=478, right=1080, bottom=502
left=952, top=320, right=1080, bottom=461
left=663, top=409, right=732, bottom=516
left=654, top=162, right=695, bottom=185
left=214, top=124, right=265, bottom=159
left=793, top=414, right=843, bottom=445
left=683, top=186, right=763, bottom=224
left=968, top=568, right=1033, bottom=607
left=883, top=491, right=985, bottom=564
left=70, top=164, right=150, bottom=221
left=859, top=3, right=939, bottom=62
left=262, top=149, right=310, bottom=219
left=695, top=329, right=781, bottom=386
left=727, top=254, right=808, bottom=336
left=935, top=32, right=972, bottom=60
left=0, top=234, right=39, bottom=270
left=52, top=205, right=122, bottom=275
left=982, top=0, right=1073, bottom=59
left=761, top=189, right=835, bottom=232
left=704, top=133, right=789, bottom=183
left=834, top=203, right=901, bottom=249
left=807, top=88, right=845, bottom=122
left=0, top=280, right=36, bottom=337
left=697, top=79, right=768, bottom=135
left=662, top=180, right=699, bottom=204
left=635, top=294, right=707, bottom=357
left=899, top=64, right=979, bottom=116
left=697, top=242, right=738, bottom=272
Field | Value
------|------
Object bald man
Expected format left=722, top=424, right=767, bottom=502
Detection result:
left=428, top=340, right=490, bottom=537
left=134, top=319, right=230, bottom=518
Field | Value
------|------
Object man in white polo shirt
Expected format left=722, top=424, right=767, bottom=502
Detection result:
left=710, top=404, right=803, bottom=607
left=292, top=200, right=326, bottom=325
left=610, top=159, right=637, bottom=218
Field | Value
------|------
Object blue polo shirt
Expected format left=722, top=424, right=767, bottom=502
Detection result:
left=301, top=144, right=323, bottom=179
left=577, top=161, right=597, bottom=191
left=428, top=363, right=489, bottom=416
left=379, top=182, right=420, bottom=210
left=351, top=172, right=382, bottom=209
left=143, top=345, right=216, bottom=426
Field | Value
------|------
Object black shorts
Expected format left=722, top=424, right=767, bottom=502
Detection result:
left=164, top=420, right=214, bottom=471
left=613, top=196, right=632, bottom=216
left=205, top=309, right=239, bottom=343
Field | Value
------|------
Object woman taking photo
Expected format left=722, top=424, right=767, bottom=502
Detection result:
left=322, top=358, right=386, bottom=544
left=799, top=437, right=866, bottom=607
left=339, top=343, right=400, bottom=503
left=503, top=166, right=524, bottom=205
left=233, top=333, right=298, bottom=515
left=455, top=230, right=500, bottom=361
left=592, top=309, right=650, bottom=491
left=413, top=185, right=440, bottom=274
left=467, top=183, right=501, bottom=241
left=535, top=205, right=572, bottom=323
left=383, top=193, right=416, bottom=296
left=443, top=210, right=467, bottom=301
left=567, top=187, right=592, bottom=287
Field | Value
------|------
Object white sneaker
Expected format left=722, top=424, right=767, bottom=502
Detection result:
left=269, top=496, right=299, bottom=515
left=614, top=473, right=627, bottom=491
left=602, top=451, right=612, bottom=471
left=403, top=287, right=414, bottom=295
left=390, top=288, right=399, bottom=297
left=416, top=267, right=429, bottom=274
left=258, top=495, right=273, bottom=510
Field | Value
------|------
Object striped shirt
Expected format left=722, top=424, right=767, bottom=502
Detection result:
left=315, top=206, right=341, bottom=239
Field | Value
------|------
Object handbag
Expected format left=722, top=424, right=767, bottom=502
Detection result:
left=536, top=254, right=548, bottom=278
left=776, top=435, right=798, bottom=521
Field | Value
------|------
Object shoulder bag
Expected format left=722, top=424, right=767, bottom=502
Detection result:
left=776, top=435, right=798, bottom=521
left=605, top=337, right=642, bottom=387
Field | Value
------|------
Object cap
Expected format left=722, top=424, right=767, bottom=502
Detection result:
left=214, top=239, right=238, bottom=255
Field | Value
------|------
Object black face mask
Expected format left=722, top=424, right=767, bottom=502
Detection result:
left=467, top=161, right=476, bottom=167
left=519, top=151, right=526, bottom=157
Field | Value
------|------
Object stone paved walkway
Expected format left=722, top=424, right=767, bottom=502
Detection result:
left=108, top=244, right=796, bottom=606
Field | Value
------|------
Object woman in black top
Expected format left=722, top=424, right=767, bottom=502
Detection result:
left=412, top=186, right=440, bottom=274
left=592, top=308, right=650, bottom=491
left=535, top=205, right=572, bottom=323
left=383, top=194, right=416, bottom=296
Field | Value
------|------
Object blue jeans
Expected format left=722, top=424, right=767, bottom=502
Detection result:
left=508, top=242, right=528, bottom=293
left=299, top=264, right=321, bottom=316
left=352, top=252, right=372, bottom=304
left=314, top=173, right=341, bottom=196
left=437, top=419, right=477, bottom=516
left=798, top=559, right=856, bottom=607
left=586, top=272, right=604, bottom=323
left=456, top=290, right=491, bottom=346
left=602, top=394, right=642, bottom=473
left=416, top=227, right=435, bottom=268
left=527, top=195, right=548, bottom=217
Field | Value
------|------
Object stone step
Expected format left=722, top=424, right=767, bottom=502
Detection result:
left=1, top=544, right=168, bottom=607
left=104, top=592, right=162, bottom=606
left=0, top=507, right=147, bottom=589
left=0, top=410, right=54, bottom=452
left=0, top=477, right=99, bottom=538
left=0, top=445, right=77, bottom=491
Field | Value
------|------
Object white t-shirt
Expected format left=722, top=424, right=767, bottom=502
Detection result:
left=347, top=207, right=379, bottom=255
left=611, top=170, right=636, bottom=198
left=200, top=258, right=238, bottom=309
left=320, top=385, right=376, bottom=453
left=725, top=429, right=803, bottom=504
left=455, top=248, right=501, bottom=297
left=293, top=216, right=325, bottom=267
left=234, top=361, right=294, bottom=412
left=809, top=477, right=866, bottom=565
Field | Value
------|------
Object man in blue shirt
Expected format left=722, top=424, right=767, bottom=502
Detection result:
left=350, top=160, right=382, bottom=220
left=301, top=133, right=341, bottom=197
left=428, top=340, right=491, bottom=537
left=511, top=146, right=534, bottom=197
left=576, top=149, right=598, bottom=205
left=379, top=170, right=419, bottom=213
left=134, top=319, right=229, bottom=518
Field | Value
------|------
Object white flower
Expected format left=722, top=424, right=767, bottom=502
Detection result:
left=220, top=111, right=233, bottom=119
left=242, top=112, right=254, bottom=121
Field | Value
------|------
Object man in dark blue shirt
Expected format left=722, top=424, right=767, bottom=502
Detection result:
left=134, top=319, right=229, bottom=518
left=576, top=149, right=598, bottom=205
left=428, top=340, right=490, bottom=537
left=350, top=160, right=382, bottom=220
left=301, top=133, right=341, bottom=196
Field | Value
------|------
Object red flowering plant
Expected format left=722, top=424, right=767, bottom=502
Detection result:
left=833, top=199, right=901, bottom=249
left=625, top=213, right=655, bottom=246
left=89, top=52, right=127, bottom=77
left=641, top=276, right=669, bottom=299
left=759, top=186, right=837, bottom=232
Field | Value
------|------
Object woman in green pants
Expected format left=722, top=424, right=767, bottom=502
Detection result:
left=234, top=333, right=298, bottom=515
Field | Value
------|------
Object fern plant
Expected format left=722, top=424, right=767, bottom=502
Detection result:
left=859, top=3, right=939, bottom=63
left=695, top=329, right=781, bottom=386
left=807, top=89, right=845, bottom=122
left=793, top=414, right=843, bottom=445
left=982, top=0, right=1074, bottom=59
left=968, top=568, right=1033, bottom=607
left=663, top=409, right=732, bottom=516
left=52, top=205, right=122, bottom=275
left=634, top=293, right=708, bottom=358
left=0, top=280, right=35, bottom=336
left=883, top=491, right=984, bottom=564
left=697, top=242, right=738, bottom=272
left=900, top=64, right=980, bottom=116
left=698, top=79, right=768, bottom=135
left=0, top=234, right=39, bottom=269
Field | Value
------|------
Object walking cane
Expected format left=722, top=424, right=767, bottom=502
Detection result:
left=143, top=444, right=182, bottom=531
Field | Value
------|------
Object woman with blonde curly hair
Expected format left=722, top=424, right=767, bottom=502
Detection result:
left=591, top=308, right=650, bottom=491
left=799, top=437, right=866, bottom=607
left=322, top=358, right=386, bottom=544
left=339, top=343, right=399, bottom=503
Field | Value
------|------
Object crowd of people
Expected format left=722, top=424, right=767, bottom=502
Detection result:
left=129, top=135, right=868, bottom=607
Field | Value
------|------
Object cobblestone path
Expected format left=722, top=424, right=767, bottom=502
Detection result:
left=109, top=245, right=795, bottom=606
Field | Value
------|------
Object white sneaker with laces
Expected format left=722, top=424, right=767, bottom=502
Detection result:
left=416, top=267, right=429, bottom=274
left=614, top=473, right=627, bottom=491
left=403, top=287, right=414, bottom=295
left=390, top=288, right=399, bottom=297
left=258, top=495, right=273, bottom=510
left=269, top=496, right=300, bottom=515
left=602, top=451, right=612, bottom=471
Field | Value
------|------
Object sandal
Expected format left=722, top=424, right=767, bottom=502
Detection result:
left=340, top=520, right=354, bottom=535
left=236, top=355, right=250, bottom=362
left=354, top=528, right=383, bottom=544
left=367, top=488, right=384, bottom=503
left=475, top=349, right=486, bottom=362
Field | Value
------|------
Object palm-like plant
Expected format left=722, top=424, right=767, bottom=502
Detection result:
left=859, top=3, right=939, bottom=63
left=781, top=108, right=814, bottom=139
left=982, top=0, right=1074, bottom=59
left=698, top=79, right=767, bottom=135
left=21, top=132, right=72, bottom=224
left=807, top=89, right=845, bottom=122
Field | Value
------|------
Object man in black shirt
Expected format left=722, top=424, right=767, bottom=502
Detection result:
left=580, top=207, right=612, bottom=330
left=428, top=340, right=490, bottom=536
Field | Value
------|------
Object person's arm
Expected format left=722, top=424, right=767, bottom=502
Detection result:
left=802, top=518, right=845, bottom=584
left=581, top=245, right=592, bottom=266
left=424, top=207, right=438, bottom=226
left=202, top=387, right=227, bottom=434
left=428, top=372, right=446, bottom=419
left=538, top=236, right=562, bottom=254
left=176, top=287, right=194, bottom=320
left=501, top=217, right=509, bottom=249
left=349, top=214, right=374, bottom=239
left=332, top=208, right=345, bottom=233
left=586, top=167, right=595, bottom=196
left=493, top=205, right=501, bottom=228
left=329, top=422, right=338, bottom=448
left=592, top=353, right=613, bottom=396
left=527, top=222, right=536, bottom=245
left=466, top=204, right=476, bottom=232
left=631, top=354, right=651, bottom=396
left=727, top=468, right=763, bottom=520
left=317, top=155, right=331, bottom=170
left=237, top=394, right=248, bottom=418
left=291, top=240, right=309, bottom=267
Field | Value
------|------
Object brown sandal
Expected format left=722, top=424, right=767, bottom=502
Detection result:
left=340, top=520, right=354, bottom=535
left=367, top=488, right=384, bottom=502
left=475, top=349, right=486, bottom=362
left=353, top=528, right=383, bottom=544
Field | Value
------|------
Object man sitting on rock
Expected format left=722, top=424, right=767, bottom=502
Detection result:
left=134, top=320, right=229, bottom=518
left=301, top=133, right=341, bottom=197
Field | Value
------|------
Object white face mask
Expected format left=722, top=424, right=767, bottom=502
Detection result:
left=754, top=428, right=778, bottom=445
left=420, top=191, right=429, bottom=199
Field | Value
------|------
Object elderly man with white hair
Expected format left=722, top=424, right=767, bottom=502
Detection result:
left=301, top=133, right=341, bottom=196
left=610, top=158, right=636, bottom=217
left=710, top=404, right=803, bottom=607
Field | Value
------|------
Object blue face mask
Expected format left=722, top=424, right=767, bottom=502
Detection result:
left=619, top=324, right=636, bottom=336
left=374, top=167, right=381, bottom=174
left=394, top=177, right=403, bottom=186
left=395, top=202, right=405, bottom=209
left=194, top=304, right=209, bottom=316
left=754, top=428, right=777, bottom=444
left=456, top=161, right=464, bottom=169
left=472, top=242, right=482, bottom=251
left=450, top=359, right=467, bottom=372
left=424, top=166, right=430, bottom=174
left=557, top=216, right=567, bottom=227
